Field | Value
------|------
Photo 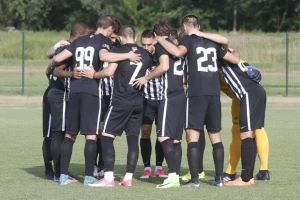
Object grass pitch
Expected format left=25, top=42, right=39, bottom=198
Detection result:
left=0, top=96, right=299, bottom=200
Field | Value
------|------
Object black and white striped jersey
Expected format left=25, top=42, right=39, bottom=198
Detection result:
left=143, top=53, right=164, bottom=100
left=179, top=34, right=227, bottom=97
left=218, top=60, right=261, bottom=100
left=101, top=62, right=113, bottom=96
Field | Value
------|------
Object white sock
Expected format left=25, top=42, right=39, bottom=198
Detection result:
left=104, top=171, right=114, bottom=181
left=124, top=173, right=133, bottom=181
left=144, top=167, right=152, bottom=171
left=155, top=166, right=162, bottom=171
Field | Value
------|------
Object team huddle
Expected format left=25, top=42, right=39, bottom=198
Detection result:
left=41, top=14, right=270, bottom=188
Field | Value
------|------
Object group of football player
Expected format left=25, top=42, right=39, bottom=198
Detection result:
left=41, top=13, right=270, bottom=188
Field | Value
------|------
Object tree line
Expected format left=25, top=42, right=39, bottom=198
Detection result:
left=1, top=0, right=299, bottom=32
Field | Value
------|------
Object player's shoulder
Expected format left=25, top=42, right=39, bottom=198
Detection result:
left=55, top=45, right=68, bottom=55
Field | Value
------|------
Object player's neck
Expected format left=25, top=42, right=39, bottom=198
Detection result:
left=188, top=29, right=200, bottom=36
left=94, top=28, right=109, bottom=37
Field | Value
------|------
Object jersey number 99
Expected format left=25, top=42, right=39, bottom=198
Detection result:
left=75, top=47, right=95, bottom=70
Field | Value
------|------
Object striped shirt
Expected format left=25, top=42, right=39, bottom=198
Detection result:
left=218, top=60, right=261, bottom=100
left=143, top=53, right=164, bottom=100
left=143, top=71, right=164, bottom=100
left=101, top=62, right=113, bottom=96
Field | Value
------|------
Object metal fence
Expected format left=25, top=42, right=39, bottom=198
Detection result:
left=0, top=31, right=299, bottom=96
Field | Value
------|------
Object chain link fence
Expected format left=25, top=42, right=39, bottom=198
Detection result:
left=0, top=31, right=299, bottom=96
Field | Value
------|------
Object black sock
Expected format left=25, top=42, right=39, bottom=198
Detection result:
left=42, top=137, right=53, bottom=173
left=160, top=139, right=176, bottom=174
left=126, top=135, right=139, bottom=173
left=198, top=130, right=206, bottom=173
left=96, top=138, right=104, bottom=168
left=51, top=131, right=65, bottom=177
left=212, top=142, right=224, bottom=181
left=101, top=135, right=115, bottom=172
left=241, top=138, right=254, bottom=182
left=187, top=142, right=200, bottom=183
left=84, top=139, right=97, bottom=176
left=173, top=142, right=182, bottom=175
left=251, top=138, right=257, bottom=175
left=60, top=137, right=74, bottom=175
left=140, top=138, right=152, bottom=167
left=155, top=139, right=164, bottom=166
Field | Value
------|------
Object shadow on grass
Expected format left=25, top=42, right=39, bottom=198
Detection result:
left=22, top=164, right=216, bottom=185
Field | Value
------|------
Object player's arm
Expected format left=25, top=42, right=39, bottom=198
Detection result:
left=53, top=49, right=73, bottom=64
left=132, top=55, right=169, bottom=90
left=53, top=64, right=82, bottom=79
left=197, top=32, right=229, bottom=49
left=156, top=36, right=187, bottom=57
left=99, top=49, right=141, bottom=63
left=46, top=40, right=70, bottom=59
left=223, top=51, right=240, bottom=64
left=45, top=58, right=55, bottom=78
left=83, top=63, right=118, bottom=79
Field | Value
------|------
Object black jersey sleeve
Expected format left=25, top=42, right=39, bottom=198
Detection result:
left=216, top=44, right=228, bottom=59
left=110, top=46, right=120, bottom=53
left=155, top=43, right=168, bottom=60
left=179, top=35, right=190, bottom=51
left=100, top=37, right=112, bottom=51
left=55, top=46, right=71, bottom=66
left=54, top=46, right=66, bottom=55
left=66, top=40, right=76, bottom=54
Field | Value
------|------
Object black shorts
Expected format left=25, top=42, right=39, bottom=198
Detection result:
left=157, top=92, right=186, bottom=140
left=47, top=88, right=68, bottom=132
left=240, top=85, right=266, bottom=132
left=66, top=93, right=101, bottom=135
left=100, top=95, right=111, bottom=122
left=103, top=104, right=143, bottom=137
left=186, top=95, right=221, bottom=131
left=42, top=86, right=52, bottom=138
left=142, top=98, right=160, bottom=125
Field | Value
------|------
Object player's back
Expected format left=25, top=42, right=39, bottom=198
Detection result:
left=111, top=43, right=152, bottom=105
left=180, top=34, right=227, bottom=96
left=218, top=60, right=261, bottom=100
left=67, top=34, right=112, bottom=96
left=155, top=38, right=184, bottom=98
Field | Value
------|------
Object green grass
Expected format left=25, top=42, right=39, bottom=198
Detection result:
left=0, top=31, right=299, bottom=96
left=0, top=99, right=299, bottom=199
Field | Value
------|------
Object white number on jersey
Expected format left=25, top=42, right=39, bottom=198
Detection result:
left=129, top=61, right=143, bottom=84
left=196, top=47, right=217, bottom=72
left=173, top=59, right=184, bottom=76
left=75, top=46, right=95, bottom=70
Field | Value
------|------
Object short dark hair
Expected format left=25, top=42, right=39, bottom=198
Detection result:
left=181, top=14, right=199, bottom=28
left=153, top=20, right=173, bottom=37
left=96, top=14, right=116, bottom=29
left=141, top=29, right=154, bottom=39
left=169, top=29, right=179, bottom=41
left=119, top=25, right=135, bottom=39
left=70, top=22, right=89, bottom=37
left=113, top=18, right=122, bottom=34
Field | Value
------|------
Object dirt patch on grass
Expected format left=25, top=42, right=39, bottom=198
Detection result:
left=0, top=95, right=42, bottom=106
